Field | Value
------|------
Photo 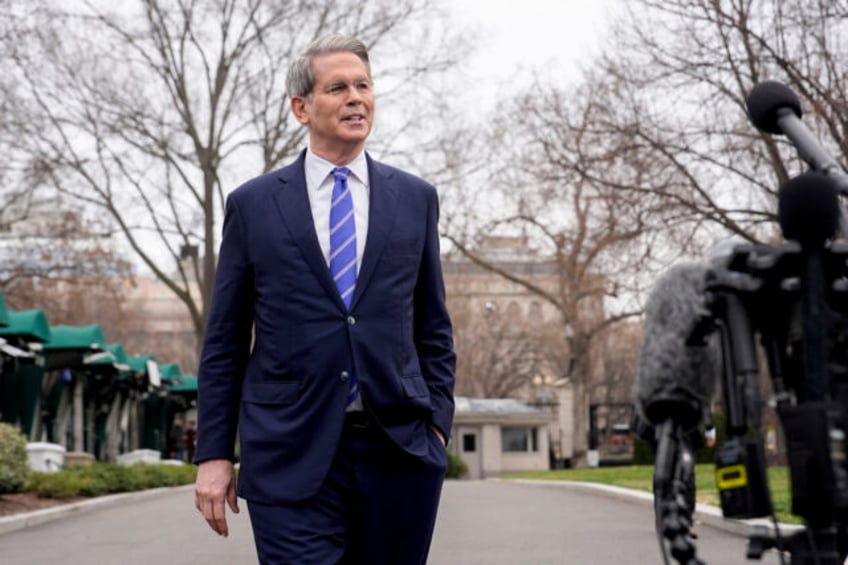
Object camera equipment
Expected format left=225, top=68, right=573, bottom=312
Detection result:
left=640, top=81, right=848, bottom=564
left=714, top=436, right=771, bottom=520
left=636, top=264, right=717, bottom=565
left=705, top=238, right=848, bottom=564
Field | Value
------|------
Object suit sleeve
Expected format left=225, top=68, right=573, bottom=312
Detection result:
left=194, top=195, right=254, bottom=463
left=413, top=186, right=457, bottom=441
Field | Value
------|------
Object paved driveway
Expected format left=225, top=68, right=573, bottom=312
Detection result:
left=0, top=479, right=784, bottom=564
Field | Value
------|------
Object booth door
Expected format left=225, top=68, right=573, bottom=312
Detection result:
left=456, top=425, right=482, bottom=479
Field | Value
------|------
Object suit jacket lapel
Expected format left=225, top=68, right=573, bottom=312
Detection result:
left=350, top=154, right=399, bottom=310
left=273, top=150, right=347, bottom=311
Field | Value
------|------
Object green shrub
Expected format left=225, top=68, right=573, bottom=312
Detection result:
left=633, top=437, right=654, bottom=465
left=446, top=449, right=468, bottom=479
left=0, top=422, right=31, bottom=494
left=28, top=472, right=96, bottom=498
left=27, top=462, right=197, bottom=499
left=72, top=463, right=141, bottom=494
left=131, top=463, right=196, bottom=488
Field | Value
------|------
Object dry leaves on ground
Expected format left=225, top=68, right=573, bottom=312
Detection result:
left=0, top=493, right=88, bottom=517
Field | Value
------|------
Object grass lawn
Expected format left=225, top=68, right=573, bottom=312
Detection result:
left=503, top=464, right=799, bottom=524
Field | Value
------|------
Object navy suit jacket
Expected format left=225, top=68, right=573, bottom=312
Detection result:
left=195, top=150, right=456, bottom=504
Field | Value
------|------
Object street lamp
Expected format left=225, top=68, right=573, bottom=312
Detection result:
left=532, top=374, right=555, bottom=387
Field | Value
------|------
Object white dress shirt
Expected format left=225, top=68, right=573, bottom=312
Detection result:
left=304, top=148, right=370, bottom=275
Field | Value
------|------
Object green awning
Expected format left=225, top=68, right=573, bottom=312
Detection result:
left=120, top=354, right=157, bottom=384
left=158, top=363, right=182, bottom=382
left=0, top=310, right=50, bottom=343
left=85, top=343, right=131, bottom=370
left=127, top=354, right=156, bottom=374
left=169, top=374, right=197, bottom=393
left=0, top=294, right=9, bottom=327
left=105, top=343, right=129, bottom=365
left=43, top=325, right=106, bottom=351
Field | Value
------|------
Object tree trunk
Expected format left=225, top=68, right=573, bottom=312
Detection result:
left=570, top=335, right=592, bottom=466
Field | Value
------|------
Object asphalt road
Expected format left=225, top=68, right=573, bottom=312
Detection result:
left=0, top=479, right=784, bottom=564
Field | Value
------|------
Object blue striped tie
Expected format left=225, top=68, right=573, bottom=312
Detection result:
left=329, top=167, right=358, bottom=405
left=329, top=167, right=357, bottom=309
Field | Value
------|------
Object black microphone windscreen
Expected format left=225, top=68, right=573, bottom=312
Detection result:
left=747, top=81, right=802, bottom=134
left=778, top=171, right=840, bottom=243
left=636, top=264, right=716, bottom=430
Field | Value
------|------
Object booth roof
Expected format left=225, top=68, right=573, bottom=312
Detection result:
left=127, top=354, right=156, bottom=373
left=86, top=342, right=131, bottom=368
left=158, top=362, right=182, bottom=382
left=0, top=309, right=50, bottom=343
left=43, top=324, right=106, bottom=351
left=105, top=343, right=129, bottom=365
left=169, top=374, right=197, bottom=393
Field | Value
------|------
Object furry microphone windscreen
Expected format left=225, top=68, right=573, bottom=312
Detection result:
left=636, top=263, right=716, bottom=430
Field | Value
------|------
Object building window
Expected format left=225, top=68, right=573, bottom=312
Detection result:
left=506, top=301, right=522, bottom=319
left=529, top=301, right=542, bottom=321
left=462, top=434, right=476, bottom=453
left=501, top=427, right=538, bottom=453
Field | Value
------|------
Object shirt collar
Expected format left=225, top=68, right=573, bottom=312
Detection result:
left=305, top=148, right=369, bottom=189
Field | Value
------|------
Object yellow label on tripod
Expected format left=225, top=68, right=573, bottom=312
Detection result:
left=716, top=464, right=748, bottom=490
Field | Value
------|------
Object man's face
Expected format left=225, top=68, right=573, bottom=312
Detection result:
left=292, top=51, right=374, bottom=159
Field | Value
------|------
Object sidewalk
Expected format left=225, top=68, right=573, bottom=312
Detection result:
left=0, top=484, right=194, bottom=536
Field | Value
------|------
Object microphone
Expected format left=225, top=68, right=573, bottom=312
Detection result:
left=636, top=263, right=716, bottom=432
left=637, top=265, right=715, bottom=565
left=778, top=170, right=840, bottom=243
left=746, top=81, right=848, bottom=196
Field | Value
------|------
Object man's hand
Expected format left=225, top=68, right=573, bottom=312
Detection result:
left=195, top=459, right=239, bottom=537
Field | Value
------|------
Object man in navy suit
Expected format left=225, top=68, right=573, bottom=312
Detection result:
left=193, top=33, right=456, bottom=564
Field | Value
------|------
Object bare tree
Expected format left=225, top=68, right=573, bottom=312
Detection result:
left=0, top=200, right=199, bottom=370
left=0, top=0, right=465, bottom=349
left=0, top=195, right=199, bottom=368
left=448, top=293, right=568, bottom=398
left=442, top=75, right=671, bottom=463
left=594, top=320, right=642, bottom=405
left=441, top=0, right=848, bottom=464
left=589, top=0, right=848, bottom=244
left=0, top=20, right=45, bottom=237
left=591, top=318, right=642, bottom=452
left=0, top=197, right=133, bottom=311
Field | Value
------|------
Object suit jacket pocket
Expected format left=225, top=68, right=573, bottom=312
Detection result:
left=401, top=375, right=429, bottom=398
left=242, top=381, right=299, bottom=405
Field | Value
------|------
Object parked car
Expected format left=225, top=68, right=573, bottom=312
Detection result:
left=600, top=424, right=634, bottom=464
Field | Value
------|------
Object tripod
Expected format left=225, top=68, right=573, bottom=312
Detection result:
left=652, top=421, right=704, bottom=565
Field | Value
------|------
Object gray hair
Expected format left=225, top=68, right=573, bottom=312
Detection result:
left=286, top=34, right=371, bottom=99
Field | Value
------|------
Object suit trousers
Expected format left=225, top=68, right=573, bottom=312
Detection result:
left=247, top=413, right=448, bottom=564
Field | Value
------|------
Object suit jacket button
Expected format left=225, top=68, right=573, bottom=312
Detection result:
left=340, top=371, right=350, bottom=382
left=346, top=316, right=356, bottom=325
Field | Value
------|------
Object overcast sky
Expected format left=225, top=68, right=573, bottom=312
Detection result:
left=447, top=0, right=615, bottom=112
left=119, top=1, right=620, bottom=274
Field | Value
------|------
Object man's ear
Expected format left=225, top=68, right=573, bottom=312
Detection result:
left=291, top=96, right=310, bottom=126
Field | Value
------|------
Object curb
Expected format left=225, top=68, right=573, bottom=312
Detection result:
left=0, top=483, right=195, bottom=537
left=506, top=479, right=803, bottom=538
